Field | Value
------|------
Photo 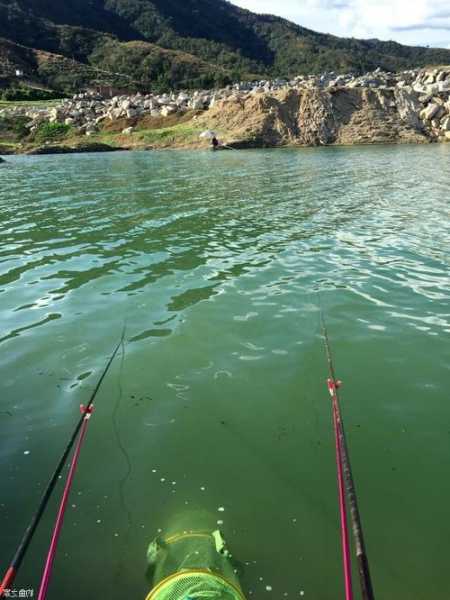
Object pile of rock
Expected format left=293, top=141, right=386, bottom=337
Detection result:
left=232, top=67, right=450, bottom=141
left=1, top=66, right=450, bottom=142
left=0, top=89, right=218, bottom=136
left=234, top=67, right=417, bottom=92
left=410, top=67, right=450, bottom=139
left=55, top=89, right=218, bottom=135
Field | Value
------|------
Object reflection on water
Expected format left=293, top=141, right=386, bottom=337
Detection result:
left=0, top=146, right=449, bottom=600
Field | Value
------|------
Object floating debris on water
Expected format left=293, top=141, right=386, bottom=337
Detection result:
left=23, top=451, right=30, bottom=455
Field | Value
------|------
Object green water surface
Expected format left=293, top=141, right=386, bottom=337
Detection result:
left=0, top=146, right=449, bottom=600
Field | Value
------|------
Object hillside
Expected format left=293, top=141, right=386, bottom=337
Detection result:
left=1, top=0, right=450, bottom=94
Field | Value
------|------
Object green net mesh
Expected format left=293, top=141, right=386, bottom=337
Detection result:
left=146, top=519, right=246, bottom=600
left=146, top=570, right=245, bottom=600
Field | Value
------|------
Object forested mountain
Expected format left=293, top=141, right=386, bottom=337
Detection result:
left=1, top=0, right=450, bottom=94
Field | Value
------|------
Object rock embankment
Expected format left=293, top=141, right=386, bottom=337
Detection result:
left=1, top=66, right=450, bottom=148
left=199, top=67, right=450, bottom=146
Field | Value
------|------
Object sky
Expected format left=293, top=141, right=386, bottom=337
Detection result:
left=230, top=0, right=450, bottom=48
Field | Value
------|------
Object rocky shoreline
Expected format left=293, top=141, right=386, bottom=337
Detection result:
left=1, top=66, right=450, bottom=153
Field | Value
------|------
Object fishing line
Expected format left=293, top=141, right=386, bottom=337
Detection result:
left=304, top=283, right=324, bottom=446
left=112, top=331, right=133, bottom=529
left=111, top=322, right=140, bottom=600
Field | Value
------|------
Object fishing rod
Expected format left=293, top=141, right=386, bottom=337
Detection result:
left=37, top=405, right=93, bottom=600
left=0, top=334, right=124, bottom=597
left=332, top=392, right=353, bottom=600
left=320, top=310, right=375, bottom=600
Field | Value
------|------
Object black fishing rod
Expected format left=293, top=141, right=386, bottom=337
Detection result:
left=320, top=309, right=375, bottom=600
left=0, top=334, right=124, bottom=597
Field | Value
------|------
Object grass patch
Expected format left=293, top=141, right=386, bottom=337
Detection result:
left=85, top=120, right=203, bottom=149
left=134, top=122, right=203, bottom=146
left=0, top=141, right=20, bottom=154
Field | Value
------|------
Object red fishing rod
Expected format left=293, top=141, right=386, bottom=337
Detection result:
left=321, top=310, right=375, bottom=600
left=0, top=335, right=124, bottom=597
left=37, top=404, right=93, bottom=600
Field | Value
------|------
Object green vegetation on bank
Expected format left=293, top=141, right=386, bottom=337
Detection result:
left=0, top=0, right=450, bottom=95
left=0, top=111, right=205, bottom=154
left=32, top=122, right=72, bottom=144
left=0, top=85, right=63, bottom=102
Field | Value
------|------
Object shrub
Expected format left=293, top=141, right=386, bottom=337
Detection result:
left=0, top=115, right=31, bottom=140
left=0, top=86, right=63, bottom=102
left=33, top=122, right=71, bottom=143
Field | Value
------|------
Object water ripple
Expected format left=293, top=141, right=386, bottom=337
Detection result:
left=0, top=146, right=449, bottom=348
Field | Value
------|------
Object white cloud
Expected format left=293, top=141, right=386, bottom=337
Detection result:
left=231, top=0, right=450, bottom=47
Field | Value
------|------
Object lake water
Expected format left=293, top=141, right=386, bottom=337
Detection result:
left=0, top=145, right=449, bottom=600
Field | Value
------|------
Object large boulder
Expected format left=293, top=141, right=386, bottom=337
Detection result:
left=440, top=116, right=450, bottom=131
left=161, top=105, right=177, bottom=117
left=190, top=97, right=205, bottom=109
left=438, top=80, right=450, bottom=93
left=49, top=108, right=63, bottom=123
left=395, top=87, right=422, bottom=128
left=425, top=84, right=440, bottom=95
left=108, top=108, right=123, bottom=120
left=121, top=99, right=133, bottom=111
left=420, top=103, right=444, bottom=121
left=176, top=93, right=189, bottom=106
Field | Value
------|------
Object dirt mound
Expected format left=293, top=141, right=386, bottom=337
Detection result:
left=102, top=110, right=200, bottom=133
left=198, top=88, right=429, bottom=147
